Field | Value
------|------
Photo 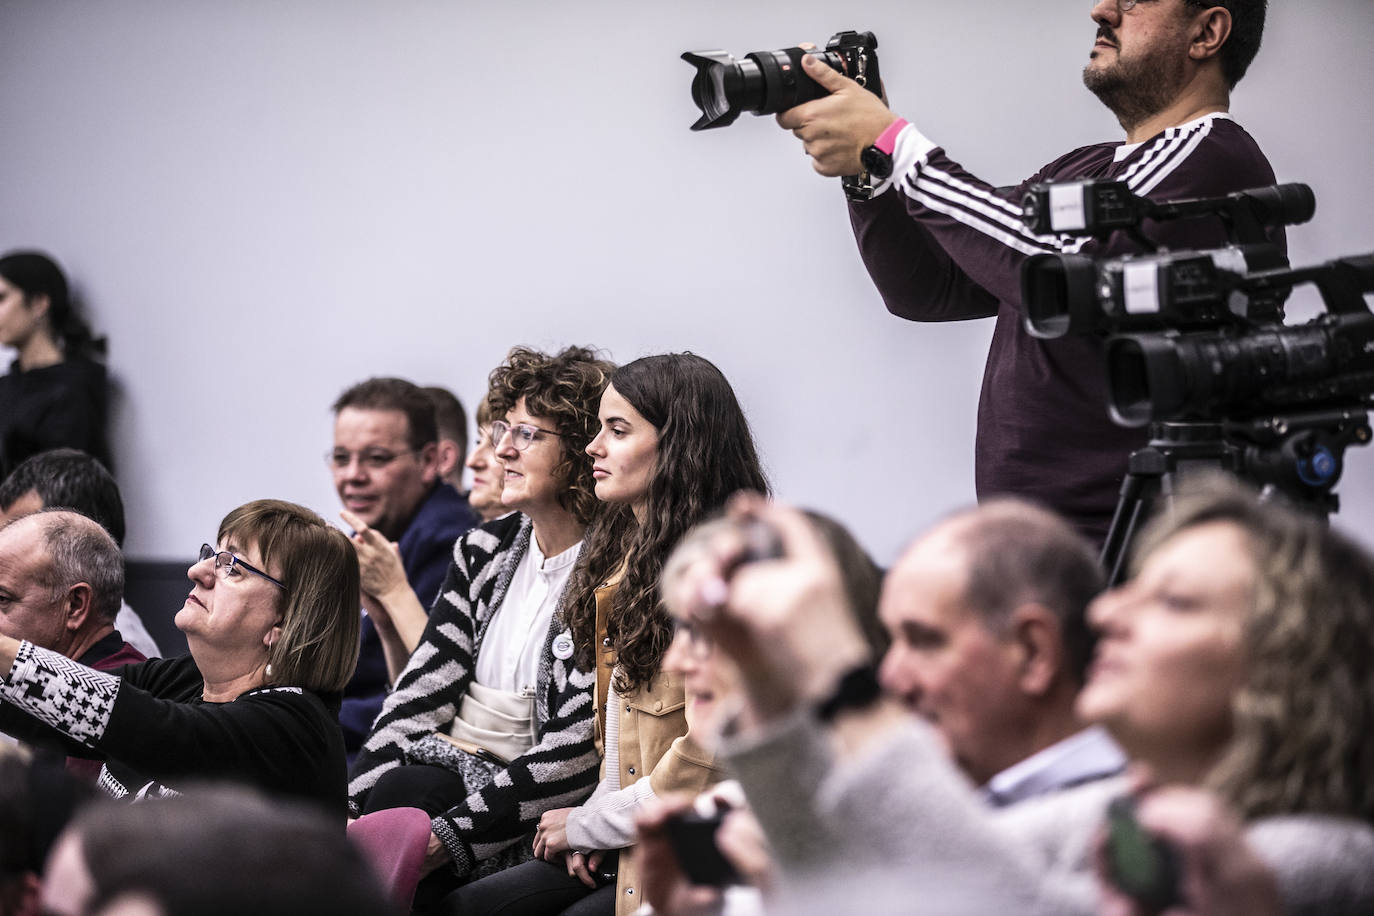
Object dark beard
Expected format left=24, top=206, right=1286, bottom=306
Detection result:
left=1082, top=38, right=1186, bottom=133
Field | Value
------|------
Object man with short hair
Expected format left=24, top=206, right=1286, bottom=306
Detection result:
left=0, top=510, right=142, bottom=673
left=777, top=0, right=1276, bottom=542
left=878, top=500, right=1123, bottom=804
left=0, top=448, right=159, bottom=658
left=330, top=378, right=478, bottom=753
left=422, top=385, right=469, bottom=496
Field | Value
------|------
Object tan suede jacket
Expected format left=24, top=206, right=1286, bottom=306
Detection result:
left=593, top=578, right=724, bottom=916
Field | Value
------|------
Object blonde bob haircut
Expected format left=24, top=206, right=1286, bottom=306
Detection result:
left=1132, top=471, right=1374, bottom=822
left=218, top=499, right=361, bottom=694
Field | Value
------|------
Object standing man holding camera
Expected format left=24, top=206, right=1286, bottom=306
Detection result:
left=779, top=0, right=1276, bottom=542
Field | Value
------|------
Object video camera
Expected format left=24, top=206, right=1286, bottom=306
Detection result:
left=1020, top=178, right=1374, bottom=574
left=1020, top=180, right=1315, bottom=339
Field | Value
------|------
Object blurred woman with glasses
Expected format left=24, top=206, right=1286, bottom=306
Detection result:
left=349, top=345, right=615, bottom=901
left=0, top=499, right=361, bottom=814
left=442, top=352, right=770, bottom=916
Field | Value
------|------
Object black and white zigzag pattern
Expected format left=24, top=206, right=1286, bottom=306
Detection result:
left=347, top=513, right=600, bottom=877
left=1, top=641, right=118, bottom=747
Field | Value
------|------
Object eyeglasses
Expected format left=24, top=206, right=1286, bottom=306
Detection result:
left=325, top=448, right=416, bottom=471
left=198, top=543, right=288, bottom=591
left=672, top=618, right=713, bottom=653
left=490, top=420, right=562, bottom=452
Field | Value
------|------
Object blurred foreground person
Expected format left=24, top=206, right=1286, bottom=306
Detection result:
left=41, top=787, right=391, bottom=916
left=681, top=475, right=1374, bottom=914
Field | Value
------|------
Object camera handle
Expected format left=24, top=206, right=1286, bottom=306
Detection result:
left=1101, top=410, right=1371, bottom=585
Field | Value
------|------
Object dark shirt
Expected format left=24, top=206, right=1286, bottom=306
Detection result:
left=849, top=115, right=1280, bottom=542
left=0, top=647, right=346, bottom=814
left=340, top=482, right=479, bottom=752
left=0, top=355, right=110, bottom=478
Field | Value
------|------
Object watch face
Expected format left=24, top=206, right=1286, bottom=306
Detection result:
left=861, top=146, right=893, bottom=180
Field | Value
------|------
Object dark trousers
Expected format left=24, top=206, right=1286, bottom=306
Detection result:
left=439, top=854, right=619, bottom=916
left=362, top=763, right=473, bottom=817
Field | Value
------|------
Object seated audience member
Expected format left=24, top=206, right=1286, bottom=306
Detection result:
left=681, top=476, right=1374, bottom=914
left=41, top=786, right=391, bottom=916
left=344, top=388, right=509, bottom=684
left=0, top=500, right=359, bottom=814
left=330, top=377, right=479, bottom=754
left=0, top=512, right=139, bottom=673
left=443, top=353, right=770, bottom=916
left=0, top=251, right=109, bottom=480
left=878, top=500, right=1122, bottom=804
left=423, top=385, right=471, bottom=496
left=0, top=510, right=143, bottom=779
left=0, top=448, right=160, bottom=658
left=0, top=750, right=92, bottom=916
left=349, top=347, right=614, bottom=898
left=464, top=393, right=510, bottom=524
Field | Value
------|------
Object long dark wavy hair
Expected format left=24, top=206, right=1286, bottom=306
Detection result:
left=0, top=250, right=106, bottom=359
left=485, top=345, right=615, bottom=526
left=563, top=353, right=769, bottom=693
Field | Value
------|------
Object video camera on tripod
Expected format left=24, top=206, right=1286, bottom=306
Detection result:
left=1018, top=178, right=1374, bottom=582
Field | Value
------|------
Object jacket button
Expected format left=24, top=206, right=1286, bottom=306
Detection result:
left=627, top=766, right=635, bottom=775
left=625, top=705, right=632, bottom=713
left=626, top=888, right=634, bottom=895
left=654, top=701, right=663, bottom=712
left=602, top=637, right=611, bottom=646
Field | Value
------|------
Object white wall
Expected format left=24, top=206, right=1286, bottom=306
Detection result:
left=2, top=1, right=1371, bottom=563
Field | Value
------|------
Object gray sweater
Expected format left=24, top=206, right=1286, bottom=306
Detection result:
left=723, top=711, right=1374, bottom=915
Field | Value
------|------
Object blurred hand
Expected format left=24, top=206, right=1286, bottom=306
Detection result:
left=340, top=508, right=410, bottom=598
left=716, top=805, right=776, bottom=894
left=1096, top=779, right=1280, bottom=916
left=635, top=794, right=728, bottom=916
left=686, top=494, right=870, bottom=725
left=775, top=53, right=896, bottom=177
left=422, top=831, right=451, bottom=876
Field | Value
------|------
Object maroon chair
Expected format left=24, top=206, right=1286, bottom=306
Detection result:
left=348, top=806, right=432, bottom=911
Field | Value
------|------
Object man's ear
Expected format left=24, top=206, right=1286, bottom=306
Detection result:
left=434, top=439, right=462, bottom=481
left=418, top=441, right=441, bottom=484
left=1189, top=7, right=1232, bottom=63
left=63, top=583, right=95, bottom=632
left=1008, top=605, right=1065, bottom=698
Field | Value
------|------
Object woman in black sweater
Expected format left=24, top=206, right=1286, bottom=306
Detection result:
left=0, top=250, right=110, bottom=478
left=0, top=499, right=361, bottom=814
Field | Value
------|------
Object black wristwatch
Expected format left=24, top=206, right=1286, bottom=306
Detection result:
left=860, top=144, right=894, bottom=181
left=815, top=664, right=882, bottom=723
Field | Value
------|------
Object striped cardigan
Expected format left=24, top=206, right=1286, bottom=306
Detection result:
left=347, top=512, right=600, bottom=878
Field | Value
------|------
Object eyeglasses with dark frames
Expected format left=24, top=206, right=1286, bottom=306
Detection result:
left=325, top=448, right=417, bottom=471
left=490, top=420, right=563, bottom=452
left=198, top=543, right=288, bottom=591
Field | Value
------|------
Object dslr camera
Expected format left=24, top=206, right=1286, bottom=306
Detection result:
left=681, top=30, right=881, bottom=131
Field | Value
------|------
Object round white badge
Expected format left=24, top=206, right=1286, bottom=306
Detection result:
left=552, top=632, right=575, bottom=660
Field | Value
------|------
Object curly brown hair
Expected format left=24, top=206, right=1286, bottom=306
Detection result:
left=485, top=346, right=615, bottom=527
left=562, top=353, right=769, bottom=693
left=1131, top=472, right=1374, bottom=822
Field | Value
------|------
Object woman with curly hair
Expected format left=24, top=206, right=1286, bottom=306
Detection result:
left=444, top=352, right=769, bottom=916
left=348, top=345, right=615, bottom=901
